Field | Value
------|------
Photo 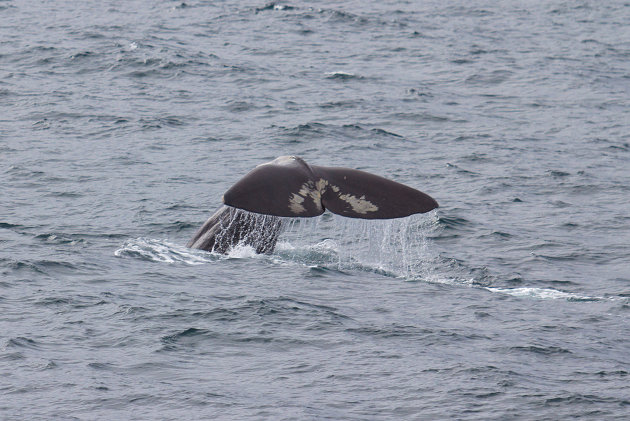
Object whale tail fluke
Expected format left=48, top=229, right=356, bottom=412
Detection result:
left=190, top=156, right=438, bottom=254
left=222, top=156, right=438, bottom=219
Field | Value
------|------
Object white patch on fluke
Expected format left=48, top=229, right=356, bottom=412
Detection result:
left=287, top=176, right=378, bottom=215
left=307, top=179, right=327, bottom=203
left=338, top=193, right=378, bottom=214
left=298, top=183, right=311, bottom=198
left=289, top=193, right=306, bottom=214
left=288, top=180, right=325, bottom=214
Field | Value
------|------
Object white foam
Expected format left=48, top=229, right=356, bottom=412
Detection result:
left=420, top=274, right=475, bottom=287
left=114, top=238, right=213, bottom=265
left=311, top=239, right=340, bottom=253
left=225, top=244, right=263, bottom=259
left=485, top=287, right=601, bottom=301
left=274, top=241, right=295, bottom=251
left=325, top=71, right=358, bottom=79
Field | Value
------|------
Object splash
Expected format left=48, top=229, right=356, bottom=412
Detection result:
left=114, top=238, right=214, bottom=264
left=114, top=213, right=602, bottom=302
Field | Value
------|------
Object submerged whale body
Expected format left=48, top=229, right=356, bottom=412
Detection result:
left=187, top=156, right=438, bottom=254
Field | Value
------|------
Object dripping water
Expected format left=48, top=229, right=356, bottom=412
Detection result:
left=276, top=211, right=441, bottom=279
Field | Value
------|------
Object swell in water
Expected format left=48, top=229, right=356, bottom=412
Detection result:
left=4, top=1, right=630, bottom=418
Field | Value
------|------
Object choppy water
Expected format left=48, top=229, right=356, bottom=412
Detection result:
left=2, top=1, right=630, bottom=419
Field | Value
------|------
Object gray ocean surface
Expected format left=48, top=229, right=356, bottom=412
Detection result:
left=2, top=1, right=629, bottom=419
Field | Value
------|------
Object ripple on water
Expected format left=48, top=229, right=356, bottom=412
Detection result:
left=3, top=1, right=630, bottom=419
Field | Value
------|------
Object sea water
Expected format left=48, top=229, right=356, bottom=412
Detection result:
left=1, top=1, right=629, bottom=419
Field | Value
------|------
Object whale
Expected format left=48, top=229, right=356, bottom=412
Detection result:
left=187, top=156, right=438, bottom=254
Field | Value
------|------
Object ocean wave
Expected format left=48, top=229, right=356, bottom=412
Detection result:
left=325, top=71, right=364, bottom=80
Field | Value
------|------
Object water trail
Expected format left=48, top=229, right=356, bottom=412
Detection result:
left=485, top=287, right=602, bottom=301
left=275, top=213, right=604, bottom=301
left=114, top=213, right=602, bottom=301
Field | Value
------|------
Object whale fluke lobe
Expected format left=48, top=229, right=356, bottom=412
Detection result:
left=222, top=156, right=324, bottom=217
left=315, top=166, right=439, bottom=219
left=189, top=156, right=438, bottom=254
